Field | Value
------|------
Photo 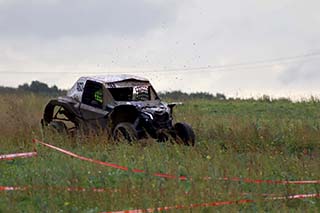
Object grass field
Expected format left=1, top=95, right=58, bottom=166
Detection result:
left=0, top=93, right=319, bottom=212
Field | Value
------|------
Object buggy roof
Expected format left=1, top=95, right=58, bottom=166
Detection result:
left=79, top=74, right=149, bottom=84
left=67, top=74, right=150, bottom=102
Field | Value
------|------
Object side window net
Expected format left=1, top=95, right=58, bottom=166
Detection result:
left=82, top=81, right=103, bottom=108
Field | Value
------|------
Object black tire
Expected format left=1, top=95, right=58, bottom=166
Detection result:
left=113, top=122, right=138, bottom=143
left=174, top=122, right=195, bottom=146
left=48, top=121, right=68, bottom=134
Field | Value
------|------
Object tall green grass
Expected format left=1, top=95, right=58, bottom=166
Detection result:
left=0, top=94, right=319, bottom=212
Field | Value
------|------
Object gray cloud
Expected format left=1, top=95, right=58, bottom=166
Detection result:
left=279, top=59, right=320, bottom=85
left=0, top=0, right=176, bottom=38
left=1, top=0, right=320, bottom=98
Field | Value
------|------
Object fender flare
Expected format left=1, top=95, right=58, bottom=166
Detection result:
left=108, top=105, right=139, bottom=130
left=43, top=98, right=81, bottom=125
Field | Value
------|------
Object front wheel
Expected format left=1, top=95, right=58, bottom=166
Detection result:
left=113, top=122, right=138, bottom=143
left=174, top=122, right=195, bottom=146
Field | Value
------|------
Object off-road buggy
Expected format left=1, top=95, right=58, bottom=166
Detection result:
left=41, top=75, right=195, bottom=145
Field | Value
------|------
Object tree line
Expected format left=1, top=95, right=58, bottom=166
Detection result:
left=0, top=81, right=67, bottom=96
left=0, top=80, right=227, bottom=100
left=158, top=91, right=226, bottom=100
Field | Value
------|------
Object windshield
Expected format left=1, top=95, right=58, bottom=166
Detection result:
left=109, top=85, right=159, bottom=101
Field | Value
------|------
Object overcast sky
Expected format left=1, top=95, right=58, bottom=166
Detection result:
left=0, top=0, right=320, bottom=98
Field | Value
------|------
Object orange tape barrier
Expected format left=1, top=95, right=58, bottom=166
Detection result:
left=103, top=200, right=254, bottom=213
left=33, top=139, right=320, bottom=185
left=0, top=185, right=118, bottom=193
left=33, top=139, right=187, bottom=180
left=217, top=177, right=320, bottom=185
left=102, top=193, right=320, bottom=213
left=0, top=186, right=27, bottom=191
left=0, top=152, right=37, bottom=161
left=1, top=185, right=318, bottom=212
left=0, top=185, right=285, bottom=201
left=0, top=185, right=281, bottom=198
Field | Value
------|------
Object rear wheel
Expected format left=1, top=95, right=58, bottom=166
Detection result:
left=174, top=122, right=195, bottom=146
left=113, top=122, right=138, bottom=143
left=48, top=121, right=68, bottom=134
